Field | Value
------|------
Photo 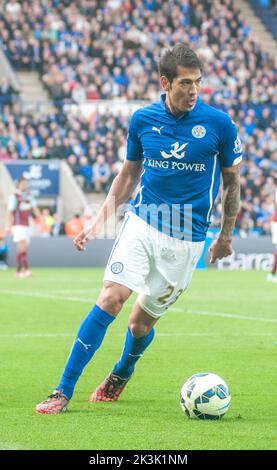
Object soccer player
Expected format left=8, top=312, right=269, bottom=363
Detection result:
left=8, top=176, right=39, bottom=278
left=36, top=45, right=242, bottom=414
left=267, top=186, right=277, bottom=282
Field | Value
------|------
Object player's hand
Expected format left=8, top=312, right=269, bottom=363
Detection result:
left=4, top=226, right=12, bottom=236
left=73, top=224, right=98, bottom=251
left=209, top=236, right=233, bottom=264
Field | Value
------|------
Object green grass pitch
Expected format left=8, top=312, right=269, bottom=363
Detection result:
left=0, top=268, right=276, bottom=450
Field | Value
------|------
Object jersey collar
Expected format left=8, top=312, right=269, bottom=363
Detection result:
left=159, top=93, right=201, bottom=119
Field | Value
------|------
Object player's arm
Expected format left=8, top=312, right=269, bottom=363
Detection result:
left=6, top=195, right=16, bottom=234
left=6, top=212, right=14, bottom=235
left=74, top=159, right=143, bottom=251
left=209, top=164, right=241, bottom=263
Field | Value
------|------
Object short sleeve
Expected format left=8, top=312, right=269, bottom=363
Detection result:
left=8, top=194, right=17, bottom=212
left=126, top=111, right=144, bottom=161
left=218, top=117, right=243, bottom=168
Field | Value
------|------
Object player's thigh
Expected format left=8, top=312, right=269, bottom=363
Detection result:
left=18, top=239, right=27, bottom=252
left=104, top=212, right=151, bottom=295
left=12, top=226, right=31, bottom=246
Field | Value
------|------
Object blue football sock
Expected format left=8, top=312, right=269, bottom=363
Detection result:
left=56, top=305, right=115, bottom=399
left=112, top=327, right=155, bottom=380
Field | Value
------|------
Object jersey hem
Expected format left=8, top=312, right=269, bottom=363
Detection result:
left=130, top=209, right=207, bottom=242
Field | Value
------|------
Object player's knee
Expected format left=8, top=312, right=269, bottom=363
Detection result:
left=98, top=287, right=126, bottom=315
left=129, top=321, right=151, bottom=338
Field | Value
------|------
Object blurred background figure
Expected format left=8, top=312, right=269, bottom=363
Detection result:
left=82, top=207, right=96, bottom=231
left=51, top=212, right=66, bottom=237
left=65, top=214, right=84, bottom=238
left=7, top=176, right=40, bottom=278
left=93, top=155, right=111, bottom=193
left=267, top=182, right=277, bottom=282
left=34, top=208, right=54, bottom=237
left=0, top=231, right=9, bottom=270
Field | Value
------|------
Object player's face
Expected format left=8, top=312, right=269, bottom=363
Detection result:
left=19, top=180, right=28, bottom=192
left=161, top=66, right=202, bottom=115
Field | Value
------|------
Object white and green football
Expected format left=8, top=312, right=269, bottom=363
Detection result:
left=180, top=372, right=231, bottom=420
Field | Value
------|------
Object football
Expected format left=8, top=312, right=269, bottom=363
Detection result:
left=180, top=372, right=231, bottom=420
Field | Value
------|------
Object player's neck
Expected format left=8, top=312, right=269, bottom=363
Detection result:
left=165, top=94, right=185, bottom=117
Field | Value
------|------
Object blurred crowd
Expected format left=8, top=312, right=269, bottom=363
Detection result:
left=0, top=0, right=276, bottom=236
left=0, top=0, right=276, bottom=104
left=32, top=209, right=94, bottom=238
left=256, top=0, right=277, bottom=9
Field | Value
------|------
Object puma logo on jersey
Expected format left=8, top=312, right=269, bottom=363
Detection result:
left=152, top=126, right=164, bottom=135
left=161, top=142, right=189, bottom=159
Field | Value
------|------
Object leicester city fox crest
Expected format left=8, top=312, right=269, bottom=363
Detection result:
left=192, top=125, right=206, bottom=138
left=111, top=262, right=124, bottom=274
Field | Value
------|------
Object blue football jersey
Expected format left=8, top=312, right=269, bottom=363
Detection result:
left=126, top=94, right=243, bottom=241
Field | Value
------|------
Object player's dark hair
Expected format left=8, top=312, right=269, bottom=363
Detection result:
left=158, top=44, right=203, bottom=83
left=18, top=176, right=27, bottom=183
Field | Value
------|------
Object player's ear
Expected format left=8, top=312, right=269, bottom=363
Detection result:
left=160, top=75, right=170, bottom=91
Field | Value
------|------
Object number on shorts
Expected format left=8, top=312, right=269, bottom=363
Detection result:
left=157, top=285, right=184, bottom=306
left=168, top=288, right=183, bottom=307
left=157, top=285, right=175, bottom=305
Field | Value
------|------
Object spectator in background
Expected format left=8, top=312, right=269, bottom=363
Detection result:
left=45, top=137, right=61, bottom=159
left=5, top=0, right=22, bottom=18
left=93, top=154, right=111, bottom=193
left=43, top=208, right=55, bottom=235
left=16, top=134, right=30, bottom=159
left=34, top=208, right=54, bottom=237
left=0, top=78, right=16, bottom=107
left=107, top=161, right=122, bottom=193
left=67, top=154, right=80, bottom=178
left=82, top=207, right=96, bottom=231
left=51, top=212, right=66, bottom=237
left=77, top=155, right=93, bottom=192
left=65, top=214, right=84, bottom=238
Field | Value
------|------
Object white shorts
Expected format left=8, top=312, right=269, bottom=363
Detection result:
left=271, top=222, right=277, bottom=245
left=104, top=212, right=204, bottom=318
left=11, top=225, right=31, bottom=244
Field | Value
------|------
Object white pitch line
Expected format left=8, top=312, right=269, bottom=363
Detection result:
left=0, top=332, right=276, bottom=338
left=48, top=289, right=101, bottom=293
left=0, top=289, right=93, bottom=303
left=0, top=442, right=26, bottom=450
left=0, top=287, right=102, bottom=294
left=0, top=280, right=98, bottom=284
left=0, top=288, right=276, bottom=324
left=0, top=333, right=74, bottom=338
left=178, top=307, right=277, bottom=324
left=11, top=289, right=102, bottom=294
